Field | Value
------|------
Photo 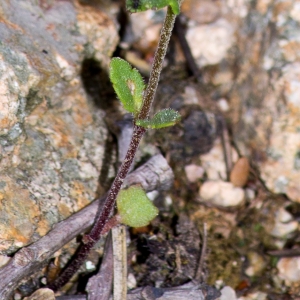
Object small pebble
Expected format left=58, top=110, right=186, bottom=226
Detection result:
left=217, top=98, right=230, bottom=112
left=146, top=190, right=159, bottom=201
left=277, top=257, right=300, bottom=284
left=181, top=0, right=221, bottom=24
left=199, top=180, right=245, bottom=207
left=184, top=164, right=204, bottom=182
left=230, top=157, right=250, bottom=187
left=85, top=260, right=96, bottom=271
left=0, top=255, right=10, bottom=268
left=127, top=273, right=137, bottom=289
left=186, top=19, right=235, bottom=67
left=14, top=293, right=22, bottom=300
left=220, top=286, right=237, bottom=300
left=245, top=188, right=255, bottom=201
left=270, top=208, right=298, bottom=238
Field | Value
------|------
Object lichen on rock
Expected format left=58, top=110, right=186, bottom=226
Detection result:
left=0, top=0, right=119, bottom=253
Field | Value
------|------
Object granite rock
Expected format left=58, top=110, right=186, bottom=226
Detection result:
left=0, top=0, right=118, bottom=253
left=177, top=0, right=300, bottom=203
left=186, top=19, right=235, bottom=67
left=221, top=0, right=300, bottom=202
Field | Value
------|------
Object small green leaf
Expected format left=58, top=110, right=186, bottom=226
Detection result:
left=109, top=58, right=145, bottom=115
left=126, top=0, right=180, bottom=15
left=117, top=185, right=158, bottom=227
left=136, top=108, right=181, bottom=129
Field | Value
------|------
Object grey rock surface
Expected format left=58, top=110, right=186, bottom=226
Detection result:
left=0, top=0, right=119, bottom=253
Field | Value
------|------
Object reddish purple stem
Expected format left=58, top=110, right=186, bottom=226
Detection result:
left=48, top=125, right=146, bottom=291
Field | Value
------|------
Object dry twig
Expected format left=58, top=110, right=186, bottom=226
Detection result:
left=0, top=154, right=174, bottom=299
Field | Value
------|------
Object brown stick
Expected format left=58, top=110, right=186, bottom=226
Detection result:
left=195, top=223, right=208, bottom=282
left=85, top=232, right=114, bottom=300
left=0, top=154, right=174, bottom=299
left=57, top=282, right=221, bottom=300
left=219, top=116, right=232, bottom=181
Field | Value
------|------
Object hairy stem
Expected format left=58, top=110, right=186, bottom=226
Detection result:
left=138, top=6, right=176, bottom=120
left=48, top=6, right=177, bottom=291
left=48, top=125, right=145, bottom=291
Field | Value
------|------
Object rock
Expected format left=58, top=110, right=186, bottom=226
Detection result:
left=217, top=98, right=230, bottom=112
left=258, top=62, right=300, bottom=202
left=184, top=164, right=204, bottom=182
left=222, top=0, right=300, bottom=203
left=201, top=138, right=238, bottom=181
left=127, top=273, right=137, bottom=290
left=186, top=19, right=235, bottom=67
left=269, top=208, right=298, bottom=238
left=230, top=157, right=250, bottom=187
left=125, top=10, right=165, bottom=55
left=0, top=0, right=118, bottom=253
left=220, top=286, right=237, bottom=300
left=277, top=257, right=300, bottom=284
left=160, top=0, right=300, bottom=205
left=181, top=0, right=221, bottom=24
left=245, top=188, right=255, bottom=201
left=0, top=255, right=10, bottom=268
left=199, top=180, right=245, bottom=207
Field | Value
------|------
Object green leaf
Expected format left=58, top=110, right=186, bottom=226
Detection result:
left=109, top=58, right=145, bottom=115
left=126, top=0, right=180, bottom=15
left=136, top=108, right=181, bottom=129
left=117, top=185, right=158, bottom=227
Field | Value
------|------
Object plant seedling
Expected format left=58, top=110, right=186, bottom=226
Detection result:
left=48, top=0, right=182, bottom=291
left=110, top=58, right=180, bottom=129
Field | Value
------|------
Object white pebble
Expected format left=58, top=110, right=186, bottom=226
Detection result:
left=270, top=208, right=298, bottom=238
left=127, top=273, right=137, bottom=289
left=217, top=98, right=230, bottom=112
left=277, top=257, right=300, bottom=284
left=85, top=260, right=96, bottom=270
left=0, top=255, right=10, bottom=268
left=220, top=286, right=237, bottom=300
left=184, top=164, right=204, bottom=182
left=199, top=180, right=245, bottom=207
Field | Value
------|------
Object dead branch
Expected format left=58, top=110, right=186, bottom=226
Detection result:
left=85, top=232, right=113, bottom=300
left=126, top=282, right=220, bottom=300
left=0, top=154, right=174, bottom=299
left=56, top=282, right=221, bottom=300
left=195, top=223, right=208, bottom=282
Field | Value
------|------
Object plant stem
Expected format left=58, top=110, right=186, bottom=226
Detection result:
left=138, top=6, right=177, bottom=120
left=48, top=6, right=177, bottom=291
left=48, top=125, right=145, bottom=291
